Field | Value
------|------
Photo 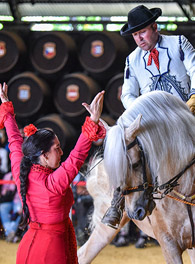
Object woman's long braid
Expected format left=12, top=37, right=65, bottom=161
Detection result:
left=19, top=128, right=55, bottom=229
left=19, top=156, right=32, bottom=229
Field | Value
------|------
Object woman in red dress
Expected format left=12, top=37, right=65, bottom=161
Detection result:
left=0, top=82, right=105, bottom=264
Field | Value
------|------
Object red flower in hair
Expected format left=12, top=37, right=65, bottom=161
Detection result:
left=23, top=124, right=38, bottom=137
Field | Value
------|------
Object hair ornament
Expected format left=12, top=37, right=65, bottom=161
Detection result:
left=24, top=124, right=38, bottom=137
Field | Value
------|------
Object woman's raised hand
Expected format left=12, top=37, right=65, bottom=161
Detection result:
left=82, top=90, right=105, bottom=124
left=0, top=82, right=9, bottom=103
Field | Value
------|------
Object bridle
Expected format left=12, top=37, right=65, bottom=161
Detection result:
left=122, top=137, right=153, bottom=197
left=122, top=136, right=195, bottom=248
left=122, top=137, right=195, bottom=197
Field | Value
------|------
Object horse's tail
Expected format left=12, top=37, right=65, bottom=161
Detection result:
left=85, top=154, right=113, bottom=230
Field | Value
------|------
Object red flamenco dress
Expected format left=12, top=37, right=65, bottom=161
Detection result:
left=0, top=101, right=106, bottom=264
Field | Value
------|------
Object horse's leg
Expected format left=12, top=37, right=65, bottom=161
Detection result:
left=158, top=243, right=183, bottom=264
left=77, top=222, right=119, bottom=264
left=153, top=229, right=183, bottom=264
left=187, top=248, right=195, bottom=264
left=160, top=243, right=183, bottom=264
left=77, top=213, right=130, bottom=264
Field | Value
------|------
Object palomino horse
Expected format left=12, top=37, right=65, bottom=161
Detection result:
left=78, top=91, right=195, bottom=264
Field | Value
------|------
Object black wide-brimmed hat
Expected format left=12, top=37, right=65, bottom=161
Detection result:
left=120, top=5, right=162, bottom=36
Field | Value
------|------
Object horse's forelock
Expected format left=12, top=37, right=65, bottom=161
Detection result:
left=104, top=122, right=128, bottom=190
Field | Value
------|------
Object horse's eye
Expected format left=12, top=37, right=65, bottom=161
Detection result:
left=132, top=161, right=141, bottom=170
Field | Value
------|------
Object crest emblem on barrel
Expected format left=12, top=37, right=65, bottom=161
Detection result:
left=43, top=42, right=56, bottom=59
left=17, top=84, right=31, bottom=102
left=66, top=84, right=79, bottom=102
left=91, top=40, right=104, bottom=58
left=0, top=41, right=6, bottom=58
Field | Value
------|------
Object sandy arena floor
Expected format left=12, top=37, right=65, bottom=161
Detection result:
left=0, top=240, right=191, bottom=264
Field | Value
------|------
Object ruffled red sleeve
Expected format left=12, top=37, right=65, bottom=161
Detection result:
left=82, top=116, right=106, bottom=141
left=0, top=101, right=14, bottom=129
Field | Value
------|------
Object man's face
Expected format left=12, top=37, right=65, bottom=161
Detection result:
left=132, top=23, right=159, bottom=51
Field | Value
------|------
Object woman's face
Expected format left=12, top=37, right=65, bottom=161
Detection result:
left=45, top=136, right=63, bottom=169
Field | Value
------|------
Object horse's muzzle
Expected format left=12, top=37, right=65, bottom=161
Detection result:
left=126, top=199, right=156, bottom=220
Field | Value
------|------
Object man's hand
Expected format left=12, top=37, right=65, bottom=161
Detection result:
left=186, top=94, right=195, bottom=115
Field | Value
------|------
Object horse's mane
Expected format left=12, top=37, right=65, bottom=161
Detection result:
left=103, top=91, right=195, bottom=191
left=85, top=154, right=113, bottom=230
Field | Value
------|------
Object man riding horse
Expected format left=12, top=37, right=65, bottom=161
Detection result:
left=102, top=4, right=195, bottom=230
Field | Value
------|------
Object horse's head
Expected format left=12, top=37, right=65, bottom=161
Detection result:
left=122, top=114, right=156, bottom=220
left=103, top=91, right=195, bottom=222
left=103, top=113, right=156, bottom=221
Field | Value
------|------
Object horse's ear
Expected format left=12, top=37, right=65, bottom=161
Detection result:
left=99, top=118, right=110, bottom=131
left=125, top=114, right=142, bottom=141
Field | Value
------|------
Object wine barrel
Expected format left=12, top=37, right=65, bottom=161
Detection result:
left=34, top=114, right=77, bottom=157
left=54, top=73, right=100, bottom=125
left=7, top=72, right=51, bottom=122
left=0, top=31, right=26, bottom=79
left=105, top=73, right=125, bottom=118
left=79, top=32, right=129, bottom=81
left=30, top=32, right=77, bottom=78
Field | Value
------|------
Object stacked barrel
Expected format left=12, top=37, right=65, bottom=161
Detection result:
left=0, top=29, right=135, bottom=156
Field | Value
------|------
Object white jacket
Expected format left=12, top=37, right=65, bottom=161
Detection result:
left=121, top=34, right=195, bottom=109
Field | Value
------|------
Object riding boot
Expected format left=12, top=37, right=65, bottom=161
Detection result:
left=101, top=187, right=125, bottom=229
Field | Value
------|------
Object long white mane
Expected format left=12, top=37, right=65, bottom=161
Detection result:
left=103, top=91, right=195, bottom=192
left=86, top=155, right=113, bottom=230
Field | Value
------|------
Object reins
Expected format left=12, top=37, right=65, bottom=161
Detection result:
left=156, top=157, right=195, bottom=196
left=155, top=191, right=195, bottom=206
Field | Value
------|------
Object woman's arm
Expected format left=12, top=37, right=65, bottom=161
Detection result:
left=4, top=113, right=23, bottom=185
left=46, top=91, right=106, bottom=194
left=0, top=83, right=23, bottom=186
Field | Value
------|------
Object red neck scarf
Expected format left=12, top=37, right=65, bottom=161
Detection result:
left=147, top=48, right=159, bottom=70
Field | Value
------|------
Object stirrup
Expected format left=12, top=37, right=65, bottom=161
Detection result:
left=101, top=206, right=123, bottom=230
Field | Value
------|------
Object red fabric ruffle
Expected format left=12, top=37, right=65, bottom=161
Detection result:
left=82, top=116, right=106, bottom=141
left=31, top=164, right=54, bottom=175
left=0, top=101, right=14, bottom=129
